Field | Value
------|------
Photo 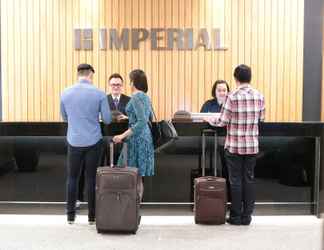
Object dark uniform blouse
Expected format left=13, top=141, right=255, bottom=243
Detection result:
left=200, top=98, right=222, bottom=113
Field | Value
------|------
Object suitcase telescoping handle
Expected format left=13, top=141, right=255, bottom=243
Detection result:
left=201, top=129, right=218, bottom=177
left=109, top=139, right=128, bottom=168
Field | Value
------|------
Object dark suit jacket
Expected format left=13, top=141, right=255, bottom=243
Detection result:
left=107, top=94, right=131, bottom=115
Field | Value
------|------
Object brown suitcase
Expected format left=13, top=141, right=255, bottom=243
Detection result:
left=194, top=129, right=227, bottom=224
left=96, top=141, right=141, bottom=234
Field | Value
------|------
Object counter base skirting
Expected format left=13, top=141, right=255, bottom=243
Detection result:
left=0, top=122, right=323, bottom=216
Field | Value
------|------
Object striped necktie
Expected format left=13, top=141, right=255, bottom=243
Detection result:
left=113, top=97, right=119, bottom=109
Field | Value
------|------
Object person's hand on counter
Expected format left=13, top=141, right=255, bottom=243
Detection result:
left=204, top=114, right=220, bottom=126
left=117, top=114, right=128, bottom=121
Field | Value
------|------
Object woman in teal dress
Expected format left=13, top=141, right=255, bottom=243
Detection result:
left=112, top=69, right=154, bottom=200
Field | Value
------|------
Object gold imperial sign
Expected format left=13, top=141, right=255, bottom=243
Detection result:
left=74, top=28, right=227, bottom=51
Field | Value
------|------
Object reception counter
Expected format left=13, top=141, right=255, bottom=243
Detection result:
left=0, top=122, right=323, bottom=216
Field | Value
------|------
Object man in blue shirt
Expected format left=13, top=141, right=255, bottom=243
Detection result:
left=61, top=64, right=112, bottom=225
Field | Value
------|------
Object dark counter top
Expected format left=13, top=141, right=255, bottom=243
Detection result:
left=0, top=121, right=323, bottom=137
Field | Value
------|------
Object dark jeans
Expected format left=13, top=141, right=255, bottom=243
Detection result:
left=225, top=150, right=257, bottom=222
left=78, top=164, right=85, bottom=201
left=66, top=139, right=103, bottom=220
left=77, top=139, right=108, bottom=201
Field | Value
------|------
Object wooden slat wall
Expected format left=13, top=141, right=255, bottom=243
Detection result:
left=322, top=21, right=324, bottom=121
left=0, top=0, right=304, bottom=121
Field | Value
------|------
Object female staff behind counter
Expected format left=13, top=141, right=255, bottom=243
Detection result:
left=199, top=79, right=231, bottom=202
left=200, top=80, right=230, bottom=113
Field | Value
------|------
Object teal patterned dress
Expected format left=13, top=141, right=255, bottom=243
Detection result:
left=117, top=92, right=155, bottom=176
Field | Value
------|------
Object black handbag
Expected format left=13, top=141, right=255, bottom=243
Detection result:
left=149, top=107, right=178, bottom=153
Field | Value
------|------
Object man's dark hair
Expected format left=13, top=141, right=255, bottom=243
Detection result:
left=233, top=64, right=252, bottom=83
left=77, top=63, right=95, bottom=77
left=211, top=80, right=230, bottom=98
left=129, top=69, right=148, bottom=93
left=108, top=73, right=123, bottom=83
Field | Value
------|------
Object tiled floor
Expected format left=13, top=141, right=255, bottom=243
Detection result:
left=0, top=206, right=322, bottom=250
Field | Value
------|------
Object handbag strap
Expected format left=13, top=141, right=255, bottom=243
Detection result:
left=150, top=104, right=158, bottom=122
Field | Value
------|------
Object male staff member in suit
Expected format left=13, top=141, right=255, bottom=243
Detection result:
left=105, top=73, right=131, bottom=164
left=60, top=63, right=112, bottom=225
left=77, top=73, right=131, bottom=206
left=107, top=73, right=131, bottom=117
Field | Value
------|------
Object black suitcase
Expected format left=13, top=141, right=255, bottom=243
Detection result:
left=194, top=129, right=227, bottom=224
left=96, top=142, right=141, bottom=234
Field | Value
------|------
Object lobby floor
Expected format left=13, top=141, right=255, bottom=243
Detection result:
left=0, top=205, right=322, bottom=250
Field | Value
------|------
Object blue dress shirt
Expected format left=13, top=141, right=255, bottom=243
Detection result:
left=60, top=79, right=112, bottom=147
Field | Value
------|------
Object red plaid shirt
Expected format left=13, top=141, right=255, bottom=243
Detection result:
left=218, top=84, right=265, bottom=155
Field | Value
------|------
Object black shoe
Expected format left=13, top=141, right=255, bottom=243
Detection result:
left=67, top=214, right=75, bottom=225
left=68, top=220, right=74, bottom=225
left=241, top=216, right=252, bottom=225
left=226, top=218, right=241, bottom=225
left=88, top=217, right=96, bottom=225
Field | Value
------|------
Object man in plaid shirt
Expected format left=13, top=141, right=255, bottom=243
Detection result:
left=213, top=64, right=265, bottom=225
